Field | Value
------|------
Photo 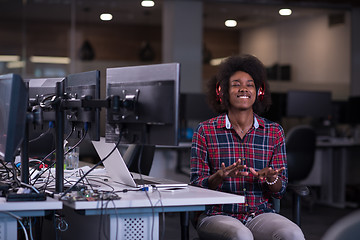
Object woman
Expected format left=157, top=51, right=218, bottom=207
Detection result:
left=190, top=54, right=305, bottom=240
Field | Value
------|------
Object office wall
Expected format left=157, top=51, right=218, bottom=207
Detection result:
left=241, top=12, right=351, bottom=100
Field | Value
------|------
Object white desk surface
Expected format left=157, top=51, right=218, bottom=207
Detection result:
left=0, top=197, right=62, bottom=211
left=61, top=185, right=244, bottom=211
left=56, top=166, right=244, bottom=212
left=316, top=137, right=360, bottom=147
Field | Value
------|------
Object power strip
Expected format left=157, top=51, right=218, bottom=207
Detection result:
left=6, top=192, right=46, bottom=202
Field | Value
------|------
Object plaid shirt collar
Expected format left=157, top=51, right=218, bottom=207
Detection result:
left=222, top=113, right=262, bottom=130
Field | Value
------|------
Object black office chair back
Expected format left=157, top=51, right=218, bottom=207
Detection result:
left=286, top=125, right=316, bottom=182
left=123, top=144, right=155, bottom=175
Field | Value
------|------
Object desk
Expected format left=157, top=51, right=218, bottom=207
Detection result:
left=316, top=138, right=360, bottom=208
left=59, top=183, right=244, bottom=240
left=0, top=197, right=62, bottom=239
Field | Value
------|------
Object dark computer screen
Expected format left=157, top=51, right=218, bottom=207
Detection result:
left=286, top=90, right=332, bottom=118
left=64, top=70, right=101, bottom=141
left=345, top=96, right=360, bottom=125
left=0, top=74, right=28, bottom=162
left=262, top=92, right=287, bottom=123
left=179, top=93, right=217, bottom=141
left=105, top=63, right=180, bottom=146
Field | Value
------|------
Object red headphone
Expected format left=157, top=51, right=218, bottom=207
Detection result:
left=216, top=82, right=222, bottom=104
left=257, top=83, right=265, bottom=102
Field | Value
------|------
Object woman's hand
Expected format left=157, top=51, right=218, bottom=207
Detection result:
left=219, top=159, right=249, bottom=178
left=208, top=159, right=248, bottom=189
left=249, top=166, right=285, bottom=180
left=249, top=166, right=285, bottom=192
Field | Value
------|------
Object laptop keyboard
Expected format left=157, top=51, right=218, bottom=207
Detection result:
left=134, top=178, right=159, bottom=185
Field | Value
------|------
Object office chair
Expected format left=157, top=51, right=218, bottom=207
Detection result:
left=123, top=144, right=155, bottom=175
left=284, top=125, right=316, bottom=226
left=321, top=210, right=360, bottom=240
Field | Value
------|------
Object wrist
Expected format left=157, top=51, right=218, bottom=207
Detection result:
left=265, top=175, right=279, bottom=185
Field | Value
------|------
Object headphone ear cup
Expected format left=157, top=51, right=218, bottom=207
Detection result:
left=216, top=82, right=222, bottom=104
left=257, top=87, right=265, bottom=101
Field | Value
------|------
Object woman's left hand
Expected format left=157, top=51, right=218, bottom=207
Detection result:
left=249, top=167, right=285, bottom=180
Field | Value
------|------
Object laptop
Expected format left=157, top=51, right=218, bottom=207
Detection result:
left=92, top=138, right=188, bottom=189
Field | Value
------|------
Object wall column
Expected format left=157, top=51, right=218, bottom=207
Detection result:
left=350, top=7, right=360, bottom=96
left=162, top=0, right=203, bottom=93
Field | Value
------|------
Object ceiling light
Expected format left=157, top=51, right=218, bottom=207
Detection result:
left=30, top=56, right=70, bottom=64
left=100, top=13, right=113, bottom=21
left=0, top=55, right=20, bottom=62
left=210, top=57, right=228, bottom=66
left=7, top=61, right=25, bottom=69
left=279, top=8, right=292, bottom=16
left=141, top=0, right=155, bottom=7
left=225, top=20, right=237, bottom=28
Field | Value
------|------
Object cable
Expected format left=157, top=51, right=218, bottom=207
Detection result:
left=153, top=188, right=166, bottom=240
left=28, top=122, right=53, bottom=143
left=135, top=145, right=156, bottom=240
left=29, top=217, right=34, bottom=240
left=29, top=125, right=75, bottom=181
left=31, top=125, right=85, bottom=186
left=20, top=182, right=40, bottom=194
left=109, top=199, right=119, bottom=240
left=60, top=132, right=123, bottom=199
left=18, top=219, right=29, bottom=240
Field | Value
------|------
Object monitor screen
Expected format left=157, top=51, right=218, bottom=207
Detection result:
left=346, top=97, right=360, bottom=125
left=64, top=70, right=101, bottom=141
left=262, top=92, right=287, bottom=123
left=25, top=77, right=65, bottom=159
left=106, top=63, right=180, bottom=146
left=0, top=74, right=28, bottom=162
left=286, top=90, right=332, bottom=118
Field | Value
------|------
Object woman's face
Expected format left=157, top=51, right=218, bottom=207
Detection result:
left=228, top=71, right=256, bottom=111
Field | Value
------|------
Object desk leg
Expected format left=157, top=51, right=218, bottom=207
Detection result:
left=180, top=212, right=189, bottom=240
left=109, top=213, right=159, bottom=240
left=332, top=148, right=347, bottom=207
left=320, top=148, right=333, bottom=205
left=320, top=147, right=347, bottom=208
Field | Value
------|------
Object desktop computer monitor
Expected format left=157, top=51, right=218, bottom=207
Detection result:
left=106, top=63, right=180, bottom=146
left=64, top=70, right=101, bottom=142
left=0, top=74, right=28, bottom=163
left=345, top=96, right=360, bottom=125
left=286, top=90, right=332, bottom=119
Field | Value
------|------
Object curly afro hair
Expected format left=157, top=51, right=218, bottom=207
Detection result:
left=206, top=54, right=272, bottom=115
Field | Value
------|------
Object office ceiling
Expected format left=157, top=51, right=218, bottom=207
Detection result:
left=0, top=0, right=356, bottom=29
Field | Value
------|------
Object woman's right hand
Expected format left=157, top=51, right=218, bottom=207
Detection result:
left=219, top=159, right=248, bottom=178
left=208, top=159, right=248, bottom=189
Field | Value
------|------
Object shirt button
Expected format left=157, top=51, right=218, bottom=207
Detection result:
left=242, top=158, right=245, bottom=161
left=243, top=188, right=246, bottom=191
left=245, top=204, right=248, bottom=206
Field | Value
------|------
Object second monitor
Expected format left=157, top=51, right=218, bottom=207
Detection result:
left=105, top=63, right=180, bottom=146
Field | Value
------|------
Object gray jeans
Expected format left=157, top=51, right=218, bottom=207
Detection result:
left=197, top=212, right=305, bottom=240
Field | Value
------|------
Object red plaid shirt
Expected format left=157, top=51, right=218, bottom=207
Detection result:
left=190, top=113, right=287, bottom=223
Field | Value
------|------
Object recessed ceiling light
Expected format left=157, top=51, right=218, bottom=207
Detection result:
left=30, top=56, right=70, bottom=64
left=7, top=61, right=25, bottom=69
left=225, top=20, right=237, bottom=28
left=100, top=13, right=113, bottom=21
left=141, top=0, right=155, bottom=8
left=279, top=8, right=292, bottom=16
left=0, top=55, right=20, bottom=62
